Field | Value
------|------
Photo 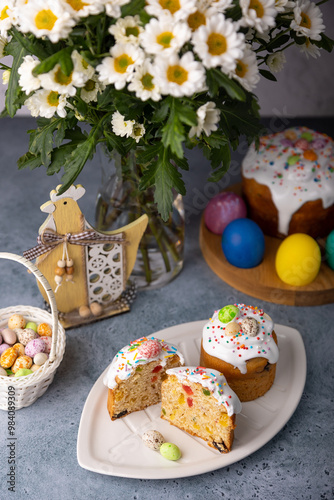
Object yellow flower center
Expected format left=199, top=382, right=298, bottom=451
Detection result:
left=300, top=11, right=311, bottom=29
left=187, top=11, right=206, bottom=31
left=157, top=31, right=174, bottom=48
left=35, top=9, right=58, bottom=30
left=167, top=65, right=188, bottom=85
left=114, top=54, right=134, bottom=74
left=159, top=0, right=180, bottom=15
left=133, top=124, right=143, bottom=137
left=84, top=79, right=95, bottom=92
left=141, top=73, right=154, bottom=90
left=0, top=6, right=9, bottom=20
left=81, top=58, right=89, bottom=69
left=55, top=67, right=73, bottom=85
left=249, top=0, right=264, bottom=18
left=207, top=33, right=227, bottom=56
left=47, top=91, right=59, bottom=107
left=125, top=26, right=140, bottom=37
left=65, top=0, right=88, bottom=11
left=235, top=60, right=248, bottom=78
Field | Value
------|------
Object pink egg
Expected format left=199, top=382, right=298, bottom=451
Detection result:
left=204, top=192, right=247, bottom=235
left=39, top=336, right=52, bottom=354
left=0, top=343, right=10, bottom=355
left=25, top=338, right=46, bottom=358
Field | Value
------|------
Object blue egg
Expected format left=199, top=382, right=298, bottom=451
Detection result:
left=325, top=230, right=334, bottom=270
left=222, top=219, right=265, bottom=268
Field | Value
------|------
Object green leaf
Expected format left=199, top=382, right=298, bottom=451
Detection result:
left=5, top=39, right=28, bottom=117
left=208, top=144, right=231, bottom=180
left=260, top=69, right=277, bottom=81
left=17, top=152, right=43, bottom=171
left=97, top=86, right=115, bottom=109
left=29, top=117, right=63, bottom=166
left=162, top=99, right=185, bottom=158
left=207, top=69, right=246, bottom=101
left=314, top=33, right=334, bottom=52
left=151, top=99, right=170, bottom=123
left=266, top=34, right=290, bottom=52
left=136, top=142, right=162, bottom=164
left=139, top=160, right=159, bottom=191
left=121, top=0, right=145, bottom=17
left=104, top=131, right=127, bottom=156
left=10, top=27, right=50, bottom=60
left=33, top=48, right=73, bottom=76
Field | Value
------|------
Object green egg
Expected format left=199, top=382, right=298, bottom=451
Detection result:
left=301, top=131, right=313, bottom=142
left=15, top=368, right=33, bottom=377
left=287, top=155, right=300, bottom=166
left=160, top=442, right=181, bottom=461
left=218, top=305, right=239, bottom=324
left=26, top=322, right=38, bottom=333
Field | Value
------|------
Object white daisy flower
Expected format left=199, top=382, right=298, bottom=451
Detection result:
left=186, top=5, right=217, bottom=32
left=16, top=0, right=75, bottom=43
left=239, top=0, right=277, bottom=34
left=153, top=51, right=206, bottom=97
left=109, top=16, right=143, bottom=45
left=140, top=16, right=191, bottom=57
left=111, top=111, right=135, bottom=137
left=2, top=68, right=10, bottom=84
left=71, top=50, right=95, bottom=87
left=266, top=50, right=286, bottom=73
left=101, top=0, right=131, bottom=19
left=256, top=28, right=271, bottom=43
left=274, top=0, right=295, bottom=12
left=210, top=0, right=233, bottom=13
left=0, top=0, right=15, bottom=36
left=0, top=34, right=6, bottom=57
left=18, top=55, right=41, bottom=95
left=39, top=66, right=75, bottom=96
left=192, top=14, right=245, bottom=71
left=189, top=101, right=220, bottom=138
left=97, top=43, right=144, bottom=90
left=299, top=38, right=321, bottom=59
left=25, top=89, right=68, bottom=118
left=145, top=0, right=197, bottom=23
left=61, top=0, right=104, bottom=19
left=128, top=59, right=161, bottom=101
left=131, top=122, right=145, bottom=143
left=230, top=46, right=260, bottom=91
left=291, top=0, right=325, bottom=41
left=80, top=75, right=105, bottom=103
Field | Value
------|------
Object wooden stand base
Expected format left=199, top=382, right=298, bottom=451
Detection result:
left=199, top=187, right=334, bottom=306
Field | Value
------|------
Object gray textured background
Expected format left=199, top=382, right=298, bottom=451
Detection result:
left=0, top=1, right=334, bottom=117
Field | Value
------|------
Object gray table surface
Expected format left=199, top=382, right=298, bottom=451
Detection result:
left=0, top=117, right=333, bottom=500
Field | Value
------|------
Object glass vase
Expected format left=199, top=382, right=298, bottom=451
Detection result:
left=94, top=146, right=184, bottom=290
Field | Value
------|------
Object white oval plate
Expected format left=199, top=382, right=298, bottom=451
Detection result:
left=77, top=321, right=306, bottom=479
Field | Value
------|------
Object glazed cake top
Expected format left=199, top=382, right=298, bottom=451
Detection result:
left=242, top=126, right=334, bottom=235
left=202, top=304, right=279, bottom=374
left=103, top=336, right=184, bottom=389
left=166, top=366, right=242, bottom=416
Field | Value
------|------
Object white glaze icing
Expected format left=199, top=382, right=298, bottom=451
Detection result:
left=103, top=336, right=184, bottom=389
left=202, top=304, right=279, bottom=374
left=166, top=366, right=242, bottom=417
left=242, top=126, right=334, bottom=235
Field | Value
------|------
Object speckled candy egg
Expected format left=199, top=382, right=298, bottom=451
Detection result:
left=0, top=331, right=2, bottom=345
left=204, top=192, right=247, bottom=235
left=0, top=343, right=10, bottom=356
left=2, top=328, right=17, bottom=346
left=12, top=343, right=25, bottom=357
left=25, top=338, right=46, bottom=358
left=18, top=328, right=39, bottom=347
left=0, top=367, right=8, bottom=376
left=0, top=347, right=18, bottom=369
left=39, top=336, right=52, bottom=354
left=142, top=430, right=165, bottom=451
left=240, top=317, right=259, bottom=337
left=8, top=314, right=26, bottom=330
left=37, top=323, right=52, bottom=337
left=11, top=355, right=33, bottom=374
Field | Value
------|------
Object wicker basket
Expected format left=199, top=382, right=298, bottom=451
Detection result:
left=0, top=252, right=66, bottom=410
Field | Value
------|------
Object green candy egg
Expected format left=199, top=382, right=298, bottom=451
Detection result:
left=15, top=368, right=33, bottom=377
left=301, top=131, right=313, bottom=142
left=160, top=442, right=181, bottom=461
left=26, top=322, right=38, bottom=333
left=218, top=305, right=239, bottom=324
left=287, top=155, right=300, bottom=166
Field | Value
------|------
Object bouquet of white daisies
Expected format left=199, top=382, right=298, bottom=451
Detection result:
left=0, top=0, right=332, bottom=218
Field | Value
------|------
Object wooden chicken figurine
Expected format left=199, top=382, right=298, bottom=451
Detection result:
left=24, top=184, right=148, bottom=327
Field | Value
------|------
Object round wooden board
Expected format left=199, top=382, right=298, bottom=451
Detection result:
left=199, top=188, right=334, bottom=306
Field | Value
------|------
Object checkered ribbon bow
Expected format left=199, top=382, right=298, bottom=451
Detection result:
left=23, top=228, right=126, bottom=261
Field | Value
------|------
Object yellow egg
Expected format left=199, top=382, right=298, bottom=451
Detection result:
left=275, top=233, right=321, bottom=286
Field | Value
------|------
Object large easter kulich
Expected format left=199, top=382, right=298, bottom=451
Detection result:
left=200, top=304, right=279, bottom=402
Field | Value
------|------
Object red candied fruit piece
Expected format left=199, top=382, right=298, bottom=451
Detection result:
left=151, top=376, right=158, bottom=383
left=187, top=397, right=193, bottom=407
left=182, top=384, right=193, bottom=395
left=152, top=365, right=162, bottom=373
